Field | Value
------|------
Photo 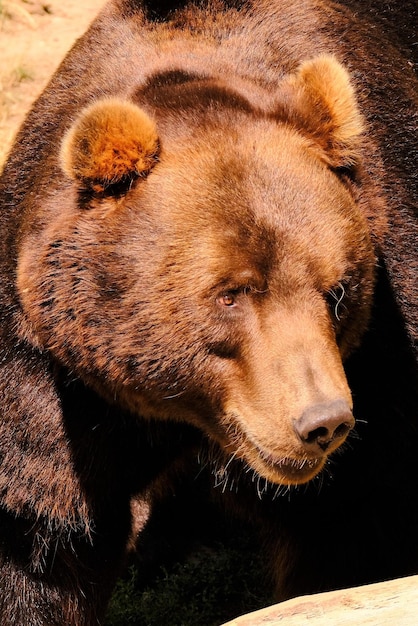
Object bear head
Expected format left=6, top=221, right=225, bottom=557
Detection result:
left=17, top=56, right=376, bottom=485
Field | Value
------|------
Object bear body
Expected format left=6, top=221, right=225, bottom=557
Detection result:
left=0, top=0, right=417, bottom=624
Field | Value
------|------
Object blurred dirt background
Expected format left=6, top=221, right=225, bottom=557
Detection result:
left=0, top=0, right=107, bottom=169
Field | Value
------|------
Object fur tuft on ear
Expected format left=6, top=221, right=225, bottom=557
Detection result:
left=60, top=99, right=160, bottom=186
left=280, top=55, right=365, bottom=167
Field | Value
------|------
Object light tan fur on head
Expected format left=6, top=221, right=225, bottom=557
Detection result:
left=280, top=55, right=365, bottom=167
left=60, top=98, right=160, bottom=185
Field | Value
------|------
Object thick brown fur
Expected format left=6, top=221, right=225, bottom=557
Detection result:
left=0, top=0, right=417, bottom=624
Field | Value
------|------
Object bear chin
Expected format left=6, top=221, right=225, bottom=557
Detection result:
left=251, top=454, right=325, bottom=486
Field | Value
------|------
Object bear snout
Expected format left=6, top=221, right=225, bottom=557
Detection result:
left=293, top=399, right=354, bottom=455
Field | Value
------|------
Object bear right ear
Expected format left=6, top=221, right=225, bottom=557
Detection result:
left=60, top=98, right=160, bottom=189
left=278, top=55, right=365, bottom=169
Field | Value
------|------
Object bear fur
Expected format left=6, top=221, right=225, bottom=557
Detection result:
left=0, top=0, right=417, bottom=624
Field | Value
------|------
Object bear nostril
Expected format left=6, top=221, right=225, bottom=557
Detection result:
left=305, top=426, right=329, bottom=444
left=294, top=400, right=354, bottom=453
left=334, top=422, right=352, bottom=439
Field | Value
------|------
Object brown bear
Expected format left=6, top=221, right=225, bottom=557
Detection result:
left=0, top=0, right=416, bottom=624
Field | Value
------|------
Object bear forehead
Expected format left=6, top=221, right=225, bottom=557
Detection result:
left=122, top=121, right=359, bottom=291
left=138, top=117, right=352, bottom=224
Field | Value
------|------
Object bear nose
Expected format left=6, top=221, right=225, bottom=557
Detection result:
left=293, top=399, right=355, bottom=454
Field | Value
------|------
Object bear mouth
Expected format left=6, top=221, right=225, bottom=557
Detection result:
left=261, top=452, right=324, bottom=482
left=222, top=420, right=326, bottom=485
left=249, top=445, right=325, bottom=485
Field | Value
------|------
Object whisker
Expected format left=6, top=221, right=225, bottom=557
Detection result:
left=162, top=390, right=185, bottom=400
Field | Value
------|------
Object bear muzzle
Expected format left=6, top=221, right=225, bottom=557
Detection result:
left=221, top=395, right=354, bottom=485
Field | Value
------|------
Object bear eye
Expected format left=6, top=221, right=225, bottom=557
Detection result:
left=217, top=292, right=236, bottom=307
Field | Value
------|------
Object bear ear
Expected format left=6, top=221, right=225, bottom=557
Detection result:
left=60, top=98, right=160, bottom=188
left=279, top=55, right=365, bottom=168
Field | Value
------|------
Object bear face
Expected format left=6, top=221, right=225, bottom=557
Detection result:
left=17, top=56, right=375, bottom=486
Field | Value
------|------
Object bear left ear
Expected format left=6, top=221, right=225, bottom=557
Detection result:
left=279, top=55, right=365, bottom=168
left=60, top=98, right=160, bottom=188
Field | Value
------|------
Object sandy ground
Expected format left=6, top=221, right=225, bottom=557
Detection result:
left=0, top=0, right=108, bottom=169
